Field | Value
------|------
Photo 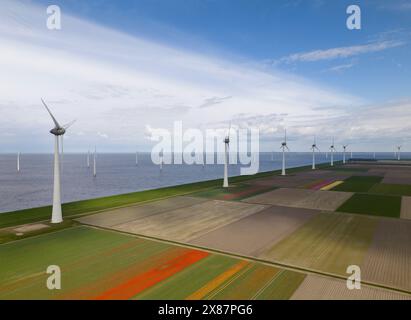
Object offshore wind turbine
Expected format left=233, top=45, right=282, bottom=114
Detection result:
left=280, top=129, right=289, bottom=176
left=42, top=99, right=75, bottom=224
left=135, top=151, right=138, bottom=166
left=311, top=137, right=320, bottom=170
left=93, top=147, right=97, bottom=177
left=223, top=124, right=231, bottom=188
left=87, top=150, right=90, bottom=168
left=17, top=152, right=20, bottom=172
left=330, top=137, right=336, bottom=166
left=342, top=144, right=348, bottom=164
left=159, top=150, right=164, bottom=172
left=397, top=146, right=402, bottom=160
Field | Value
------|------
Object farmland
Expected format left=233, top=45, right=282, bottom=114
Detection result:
left=1, top=160, right=411, bottom=299
left=0, top=226, right=309, bottom=300
left=337, top=193, right=401, bottom=218
left=260, top=212, right=378, bottom=276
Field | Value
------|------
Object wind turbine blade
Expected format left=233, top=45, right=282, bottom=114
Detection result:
left=316, top=147, right=321, bottom=152
left=286, top=146, right=290, bottom=152
left=63, top=119, right=76, bottom=129
left=41, top=98, right=61, bottom=128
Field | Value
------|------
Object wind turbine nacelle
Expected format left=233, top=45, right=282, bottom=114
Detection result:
left=224, top=137, right=230, bottom=144
left=50, top=127, right=66, bottom=136
left=282, top=142, right=287, bottom=147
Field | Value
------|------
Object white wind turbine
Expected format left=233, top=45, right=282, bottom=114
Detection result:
left=223, top=124, right=231, bottom=188
left=17, top=152, right=20, bottom=172
left=93, top=147, right=97, bottom=177
left=330, top=137, right=337, bottom=167
left=311, top=136, right=320, bottom=170
left=135, top=150, right=138, bottom=166
left=280, top=129, right=289, bottom=176
left=159, top=150, right=164, bottom=172
left=87, top=150, right=90, bottom=168
left=42, top=99, right=75, bottom=224
left=342, top=144, right=349, bottom=164
left=397, top=146, right=402, bottom=160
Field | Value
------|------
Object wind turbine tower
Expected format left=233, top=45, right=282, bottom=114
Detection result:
left=87, top=150, right=90, bottom=168
left=17, top=152, right=20, bottom=172
left=93, top=147, right=97, bottom=177
left=280, top=129, right=289, bottom=176
left=223, top=124, right=231, bottom=187
left=397, top=146, right=402, bottom=161
left=42, top=99, right=75, bottom=224
left=330, top=137, right=336, bottom=167
left=342, top=145, right=348, bottom=164
left=311, top=137, right=320, bottom=170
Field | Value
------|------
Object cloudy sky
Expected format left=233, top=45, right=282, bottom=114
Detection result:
left=1, top=0, right=410, bottom=152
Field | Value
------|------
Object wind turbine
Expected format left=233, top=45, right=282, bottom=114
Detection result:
left=42, top=98, right=75, bottom=224
left=397, top=146, right=402, bottom=160
left=311, top=136, right=320, bottom=170
left=342, top=144, right=348, bottom=164
left=135, top=151, right=138, bottom=166
left=223, top=124, right=231, bottom=188
left=159, top=150, right=164, bottom=172
left=93, top=147, right=97, bottom=177
left=330, top=137, right=336, bottom=166
left=280, top=129, right=289, bottom=176
left=17, top=152, right=20, bottom=172
left=87, top=150, right=90, bottom=168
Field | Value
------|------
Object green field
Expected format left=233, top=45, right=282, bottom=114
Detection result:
left=337, top=193, right=401, bottom=218
left=260, top=212, right=377, bottom=276
left=369, top=183, right=411, bottom=196
left=0, top=226, right=306, bottom=300
left=332, top=176, right=383, bottom=193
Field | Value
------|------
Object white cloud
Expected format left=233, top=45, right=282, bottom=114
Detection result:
left=0, top=0, right=364, bottom=152
left=276, top=40, right=404, bottom=63
left=325, top=63, right=355, bottom=73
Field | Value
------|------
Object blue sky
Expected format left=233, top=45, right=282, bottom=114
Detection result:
left=1, top=0, right=411, bottom=152
left=33, top=0, right=411, bottom=101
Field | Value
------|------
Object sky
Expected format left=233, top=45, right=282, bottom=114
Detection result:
left=0, top=0, right=410, bottom=152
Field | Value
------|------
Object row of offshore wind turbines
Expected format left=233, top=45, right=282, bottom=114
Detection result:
left=29, top=100, right=404, bottom=224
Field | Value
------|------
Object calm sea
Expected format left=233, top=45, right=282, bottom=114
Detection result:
left=0, top=152, right=402, bottom=213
